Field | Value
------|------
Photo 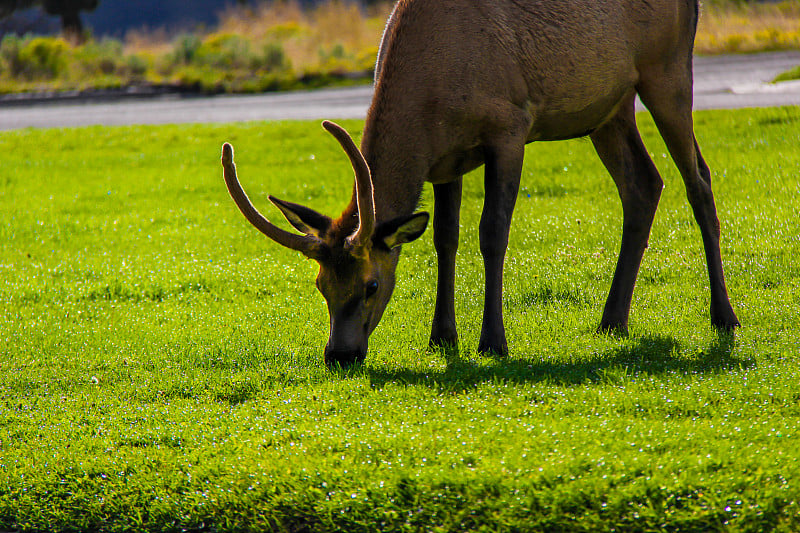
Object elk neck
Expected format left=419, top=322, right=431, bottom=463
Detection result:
left=343, top=110, right=431, bottom=228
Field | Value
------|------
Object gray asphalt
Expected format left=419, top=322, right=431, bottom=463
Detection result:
left=0, top=51, right=798, bottom=131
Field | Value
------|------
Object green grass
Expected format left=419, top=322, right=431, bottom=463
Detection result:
left=1, top=107, right=799, bottom=531
left=774, top=65, right=800, bottom=83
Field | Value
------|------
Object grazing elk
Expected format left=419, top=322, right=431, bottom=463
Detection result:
left=222, top=0, right=740, bottom=368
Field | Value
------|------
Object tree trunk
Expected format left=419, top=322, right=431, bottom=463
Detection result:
left=60, top=10, right=84, bottom=44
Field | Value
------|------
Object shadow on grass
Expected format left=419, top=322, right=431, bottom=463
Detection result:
left=367, top=331, right=753, bottom=391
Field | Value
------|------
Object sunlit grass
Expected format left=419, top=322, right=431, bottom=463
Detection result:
left=774, top=65, right=800, bottom=83
left=1, top=107, right=799, bottom=531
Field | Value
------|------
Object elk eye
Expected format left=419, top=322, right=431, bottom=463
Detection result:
left=365, top=280, right=379, bottom=298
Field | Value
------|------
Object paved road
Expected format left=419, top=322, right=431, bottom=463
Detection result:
left=0, top=51, right=798, bottom=131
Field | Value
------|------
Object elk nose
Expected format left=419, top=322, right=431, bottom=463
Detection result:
left=324, top=348, right=366, bottom=370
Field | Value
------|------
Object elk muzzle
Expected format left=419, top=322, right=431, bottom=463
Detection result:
left=324, top=346, right=367, bottom=369
left=323, top=312, right=370, bottom=369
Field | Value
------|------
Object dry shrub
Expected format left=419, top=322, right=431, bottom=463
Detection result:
left=215, top=1, right=392, bottom=74
left=124, top=27, right=173, bottom=57
left=216, top=1, right=306, bottom=42
left=312, top=2, right=371, bottom=52
left=697, top=1, right=800, bottom=54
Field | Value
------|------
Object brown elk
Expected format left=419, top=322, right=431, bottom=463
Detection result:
left=222, top=0, right=740, bottom=368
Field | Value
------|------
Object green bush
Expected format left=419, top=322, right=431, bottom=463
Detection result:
left=170, top=33, right=202, bottom=66
left=0, top=34, right=23, bottom=76
left=196, top=33, right=254, bottom=70
left=21, top=37, right=68, bottom=78
left=122, top=54, right=149, bottom=79
left=318, top=42, right=355, bottom=72
left=261, top=41, right=290, bottom=72
left=0, top=36, right=69, bottom=80
left=265, top=20, right=309, bottom=41
left=73, top=39, right=125, bottom=76
left=171, top=64, right=220, bottom=92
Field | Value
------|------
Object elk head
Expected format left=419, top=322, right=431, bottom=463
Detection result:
left=222, top=121, right=429, bottom=369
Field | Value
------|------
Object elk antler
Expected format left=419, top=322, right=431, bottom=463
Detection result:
left=322, top=121, right=375, bottom=249
left=221, top=143, right=325, bottom=259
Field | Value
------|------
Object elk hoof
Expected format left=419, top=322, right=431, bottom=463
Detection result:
left=428, top=336, right=459, bottom=358
left=477, top=339, right=508, bottom=358
left=429, top=329, right=458, bottom=349
left=597, top=321, right=628, bottom=337
left=711, top=306, right=740, bottom=331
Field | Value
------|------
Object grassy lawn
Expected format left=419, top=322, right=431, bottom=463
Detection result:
left=774, top=66, right=800, bottom=84
left=1, top=107, right=799, bottom=531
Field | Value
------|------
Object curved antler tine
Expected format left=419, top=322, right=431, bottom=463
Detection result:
left=322, top=121, right=375, bottom=247
left=221, top=143, right=325, bottom=259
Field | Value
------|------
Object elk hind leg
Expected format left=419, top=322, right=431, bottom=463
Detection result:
left=638, top=77, right=740, bottom=330
left=430, top=177, right=463, bottom=349
left=591, top=97, right=664, bottom=334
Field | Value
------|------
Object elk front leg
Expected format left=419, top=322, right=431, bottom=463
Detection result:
left=430, top=178, right=463, bottom=349
left=478, top=143, right=524, bottom=356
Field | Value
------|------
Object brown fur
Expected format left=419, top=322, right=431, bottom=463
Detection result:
left=224, top=0, right=739, bottom=367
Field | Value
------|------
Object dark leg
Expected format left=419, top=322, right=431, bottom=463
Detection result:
left=691, top=140, right=739, bottom=328
left=430, top=177, right=463, bottom=348
left=478, top=143, right=525, bottom=355
left=590, top=95, right=664, bottom=333
left=638, top=74, right=740, bottom=330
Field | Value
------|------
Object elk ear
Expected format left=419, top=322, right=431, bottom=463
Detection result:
left=269, top=196, right=332, bottom=238
left=375, top=212, right=429, bottom=249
